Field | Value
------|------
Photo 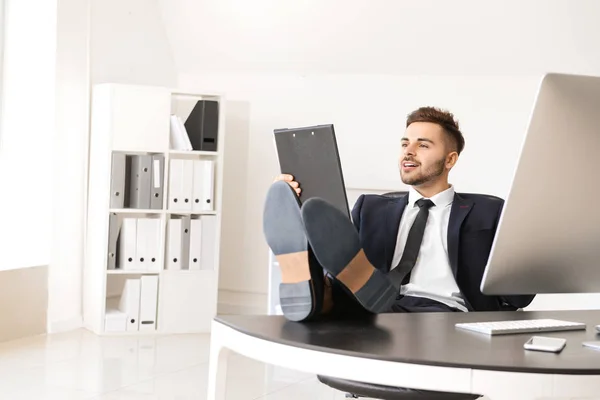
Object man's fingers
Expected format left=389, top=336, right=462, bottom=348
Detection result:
left=274, top=173, right=294, bottom=182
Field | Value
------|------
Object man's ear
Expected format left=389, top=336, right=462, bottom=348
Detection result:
left=446, top=152, right=459, bottom=169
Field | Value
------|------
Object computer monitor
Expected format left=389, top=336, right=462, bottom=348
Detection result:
left=273, top=124, right=351, bottom=219
left=481, top=73, right=600, bottom=295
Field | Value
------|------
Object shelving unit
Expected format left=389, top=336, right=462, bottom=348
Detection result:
left=83, top=83, right=226, bottom=335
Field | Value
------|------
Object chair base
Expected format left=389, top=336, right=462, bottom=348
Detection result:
left=317, top=375, right=482, bottom=400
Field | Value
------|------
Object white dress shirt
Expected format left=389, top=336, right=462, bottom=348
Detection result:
left=391, top=185, right=468, bottom=312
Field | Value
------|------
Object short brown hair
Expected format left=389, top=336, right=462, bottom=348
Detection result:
left=406, top=107, right=465, bottom=155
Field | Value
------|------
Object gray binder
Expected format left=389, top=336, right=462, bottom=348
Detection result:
left=109, top=153, right=127, bottom=208
left=107, top=213, right=121, bottom=270
left=150, top=154, right=164, bottom=209
left=129, top=155, right=152, bottom=209
left=180, top=215, right=191, bottom=270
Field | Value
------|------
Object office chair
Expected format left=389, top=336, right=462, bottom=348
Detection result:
left=316, top=191, right=509, bottom=400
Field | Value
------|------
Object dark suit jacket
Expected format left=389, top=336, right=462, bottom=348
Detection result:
left=351, top=192, right=535, bottom=312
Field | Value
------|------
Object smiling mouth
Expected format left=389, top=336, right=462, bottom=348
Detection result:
left=402, top=162, right=419, bottom=168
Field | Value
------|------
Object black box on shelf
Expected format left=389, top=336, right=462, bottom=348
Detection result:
left=184, top=100, right=219, bottom=152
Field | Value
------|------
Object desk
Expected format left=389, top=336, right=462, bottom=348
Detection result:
left=208, top=310, right=600, bottom=400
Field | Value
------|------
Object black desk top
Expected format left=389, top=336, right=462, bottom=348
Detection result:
left=216, top=310, right=600, bottom=375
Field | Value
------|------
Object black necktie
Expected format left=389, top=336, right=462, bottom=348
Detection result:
left=388, top=198, right=435, bottom=289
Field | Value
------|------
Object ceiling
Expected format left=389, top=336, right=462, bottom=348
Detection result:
left=157, top=0, right=600, bottom=75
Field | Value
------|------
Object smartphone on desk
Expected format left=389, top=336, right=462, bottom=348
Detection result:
left=524, top=336, right=567, bottom=353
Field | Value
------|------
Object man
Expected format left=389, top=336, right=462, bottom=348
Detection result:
left=264, top=106, right=535, bottom=322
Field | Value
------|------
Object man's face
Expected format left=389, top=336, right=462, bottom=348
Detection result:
left=399, top=122, right=450, bottom=186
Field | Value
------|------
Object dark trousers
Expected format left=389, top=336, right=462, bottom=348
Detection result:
left=328, top=276, right=462, bottom=318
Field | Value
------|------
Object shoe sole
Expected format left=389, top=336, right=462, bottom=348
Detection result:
left=263, top=181, right=322, bottom=321
left=301, top=197, right=396, bottom=313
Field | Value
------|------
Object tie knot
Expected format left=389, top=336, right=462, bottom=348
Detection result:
left=416, top=198, right=434, bottom=209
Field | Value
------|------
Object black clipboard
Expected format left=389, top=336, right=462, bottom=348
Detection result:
left=274, top=124, right=350, bottom=219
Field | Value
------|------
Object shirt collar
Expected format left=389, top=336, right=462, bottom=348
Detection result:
left=408, top=184, right=455, bottom=209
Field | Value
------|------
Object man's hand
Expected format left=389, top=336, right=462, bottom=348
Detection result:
left=274, top=174, right=301, bottom=196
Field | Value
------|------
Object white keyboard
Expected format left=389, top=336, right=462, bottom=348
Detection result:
left=455, top=319, right=587, bottom=336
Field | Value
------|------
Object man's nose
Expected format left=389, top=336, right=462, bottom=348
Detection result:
left=404, top=146, right=416, bottom=156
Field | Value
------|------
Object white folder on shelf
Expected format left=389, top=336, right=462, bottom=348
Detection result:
left=180, top=215, right=191, bottom=270
left=168, top=159, right=193, bottom=211
left=167, top=218, right=182, bottom=270
left=192, top=159, right=215, bottom=212
left=182, top=159, right=194, bottom=209
left=135, top=218, right=148, bottom=271
left=118, top=217, right=137, bottom=270
left=169, top=115, right=192, bottom=151
left=139, top=275, right=159, bottom=331
left=177, top=115, right=193, bottom=150
left=136, top=218, right=162, bottom=272
left=188, top=218, right=202, bottom=270
left=168, top=159, right=183, bottom=210
left=200, top=215, right=217, bottom=270
left=118, top=278, right=141, bottom=332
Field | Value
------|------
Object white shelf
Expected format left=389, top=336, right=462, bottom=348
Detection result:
left=168, top=150, right=219, bottom=156
left=109, top=208, right=165, bottom=214
left=166, top=210, right=217, bottom=215
left=107, top=209, right=217, bottom=216
left=106, top=270, right=160, bottom=275
left=84, top=83, right=226, bottom=336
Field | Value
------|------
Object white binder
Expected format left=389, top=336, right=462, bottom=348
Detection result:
left=188, top=218, right=202, bottom=270
left=118, top=278, right=141, bottom=331
left=182, top=159, right=194, bottom=210
left=168, top=159, right=193, bottom=211
left=168, top=159, right=183, bottom=210
left=192, top=159, right=215, bottom=212
left=139, top=275, right=159, bottom=331
left=200, top=215, right=217, bottom=270
left=167, top=218, right=182, bottom=270
left=118, top=217, right=138, bottom=270
left=136, top=218, right=162, bottom=272
left=169, top=114, right=192, bottom=150
left=180, top=215, right=191, bottom=270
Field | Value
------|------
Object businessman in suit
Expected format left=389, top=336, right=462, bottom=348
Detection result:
left=263, top=106, right=535, bottom=322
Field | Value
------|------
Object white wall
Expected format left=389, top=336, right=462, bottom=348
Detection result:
left=91, top=0, right=177, bottom=87
left=179, top=73, right=542, bottom=297
left=164, top=0, right=600, bottom=76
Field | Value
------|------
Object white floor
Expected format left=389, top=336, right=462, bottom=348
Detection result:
left=0, top=328, right=352, bottom=400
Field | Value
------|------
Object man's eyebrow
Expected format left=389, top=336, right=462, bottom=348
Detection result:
left=401, top=137, right=435, bottom=143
